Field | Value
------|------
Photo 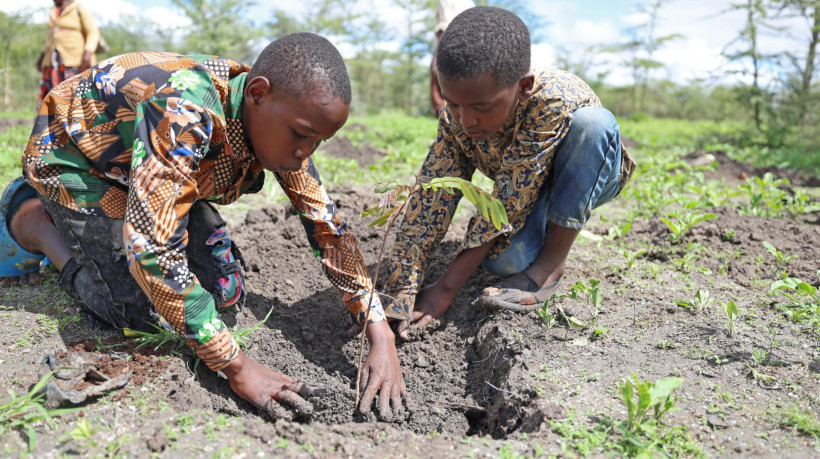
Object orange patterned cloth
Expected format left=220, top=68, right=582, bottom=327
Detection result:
left=24, top=52, right=384, bottom=371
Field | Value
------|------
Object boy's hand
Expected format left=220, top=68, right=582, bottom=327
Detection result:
left=396, top=282, right=456, bottom=340
left=221, top=349, right=325, bottom=420
left=358, top=320, right=411, bottom=421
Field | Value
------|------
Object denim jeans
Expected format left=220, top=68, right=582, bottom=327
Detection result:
left=482, top=106, right=623, bottom=277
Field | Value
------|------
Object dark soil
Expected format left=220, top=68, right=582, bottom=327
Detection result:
left=1, top=123, right=819, bottom=456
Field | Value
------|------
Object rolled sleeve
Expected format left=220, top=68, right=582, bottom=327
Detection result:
left=276, top=159, right=385, bottom=324
left=384, top=118, right=475, bottom=320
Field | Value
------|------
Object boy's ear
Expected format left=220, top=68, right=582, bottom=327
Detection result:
left=244, top=76, right=272, bottom=107
left=517, top=73, right=535, bottom=100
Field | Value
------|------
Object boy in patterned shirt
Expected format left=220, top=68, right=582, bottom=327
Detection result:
left=1, top=33, right=407, bottom=419
left=385, top=7, right=636, bottom=338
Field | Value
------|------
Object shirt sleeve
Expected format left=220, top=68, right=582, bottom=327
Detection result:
left=275, top=160, right=386, bottom=325
left=383, top=116, right=476, bottom=320
left=127, top=97, right=239, bottom=372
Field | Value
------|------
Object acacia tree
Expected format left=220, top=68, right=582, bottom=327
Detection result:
left=603, top=0, right=681, bottom=115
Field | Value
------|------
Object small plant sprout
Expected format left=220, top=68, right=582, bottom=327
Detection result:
left=619, top=247, right=647, bottom=271
left=232, top=307, right=275, bottom=350
left=739, top=172, right=790, bottom=217
left=751, top=348, right=770, bottom=366
left=721, top=229, right=735, bottom=242
left=617, top=374, right=684, bottom=436
left=535, top=301, right=557, bottom=329
left=720, top=299, right=739, bottom=338
left=762, top=241, right=797, bottom=279
left=659, top=210, right=716, bottom=244
left=0, top=372, right=79, bottom=452
left=360, top=175, right=508, bottom=412
left=553, top=279, right=607, bottom=339
left=676, top=289, right=712, bottom=314
left=769, top=277, right=820, bottom=330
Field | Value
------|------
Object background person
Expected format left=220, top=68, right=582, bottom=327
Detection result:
left=36, top=0, right=100, bottom=104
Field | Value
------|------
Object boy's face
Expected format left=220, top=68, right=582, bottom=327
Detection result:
left=242, top=77, right=349, bottom=172
left=438, top=72, right=534, bottom=141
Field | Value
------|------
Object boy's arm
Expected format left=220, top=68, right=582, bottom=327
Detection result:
left=385, top=117, right=475, bottom=320
left=275, top=160, right=409, bottom=418
left=397, top=238, right=494, bottom=339
left=127, top=96, right=320, bottom=414
left=128, top=97, right=240, bottom=371
left=274, top=159, right=385, bottom=325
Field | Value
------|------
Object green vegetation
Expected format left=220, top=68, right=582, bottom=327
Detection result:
left=0, top=372, right=79, bottom=453
left=549, top=376, right=702, bottom=458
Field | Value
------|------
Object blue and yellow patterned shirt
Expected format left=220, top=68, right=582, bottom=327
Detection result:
left=385, top=69, right=635, bottom=320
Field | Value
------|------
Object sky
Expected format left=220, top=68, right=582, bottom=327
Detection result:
left=1, top=0, right=809, bottom=86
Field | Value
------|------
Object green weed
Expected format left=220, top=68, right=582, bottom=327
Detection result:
left=762, top=241, right=797, bottom=278
left=660, top=210, right=716, bottom=244
left=779, top=403, right=820, bottom=441
left=720, top=300, right=739, bottom=338
left=769, top=277, right=820, bottom=331
left=0, top=372, right=79, bottom=453
left=676, top=289, right=712, bottom=314
left=232, top=307, right=274, bottom=350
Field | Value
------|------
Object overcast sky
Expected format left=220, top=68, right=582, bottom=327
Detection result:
left=2, top=0, right=808, bottom=86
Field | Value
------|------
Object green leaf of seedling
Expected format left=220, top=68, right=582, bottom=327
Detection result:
left=648, top=377, right=684, bottom=405
left=373, top=182, right=398, bottom=194
left=567, top=316, right=586, bottom=329
left=659, top=217, right=680, bottom=235
left=763, top=241, right=778, bottom=258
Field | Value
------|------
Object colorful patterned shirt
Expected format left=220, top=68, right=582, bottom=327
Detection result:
left=385, top=69, right=636, bottom=320
left=23, top=52, right=384, bottom=371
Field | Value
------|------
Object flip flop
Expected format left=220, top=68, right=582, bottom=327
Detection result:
left=478, top=272, right=562, bottom=312
left=0, top=177, right=49, bottom=277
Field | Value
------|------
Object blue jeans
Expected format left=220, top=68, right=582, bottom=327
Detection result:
left=482, top=106, right=623, bottom=277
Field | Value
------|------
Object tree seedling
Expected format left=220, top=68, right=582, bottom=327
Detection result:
left=360, top=175, right=508, bottom=411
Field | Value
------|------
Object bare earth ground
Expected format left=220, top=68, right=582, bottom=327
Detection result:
left=0, top=126, right=819, bottom=457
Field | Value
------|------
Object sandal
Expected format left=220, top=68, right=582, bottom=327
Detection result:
left=0, top=177, right=49, bottom=277
left=478, top=272, right=562, bottom=312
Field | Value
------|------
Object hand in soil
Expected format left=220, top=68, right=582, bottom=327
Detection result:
left=221, top=349, right=324, bottom=420
left=397, top=282, right=455, bottom=340
left=359, top=320, right=411, bottom=421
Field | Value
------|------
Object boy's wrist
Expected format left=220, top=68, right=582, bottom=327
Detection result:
left=220, top=349, right=247, bottom=379
left=365, top=320, right=395, bottom=343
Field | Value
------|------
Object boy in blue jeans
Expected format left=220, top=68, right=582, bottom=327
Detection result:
left=385, top=6, right=636, bottom=337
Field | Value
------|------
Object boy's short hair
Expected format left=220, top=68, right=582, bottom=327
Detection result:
left=436, top=6, right=530, bottom=88
left=249, top=32, right=352, bottom=104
